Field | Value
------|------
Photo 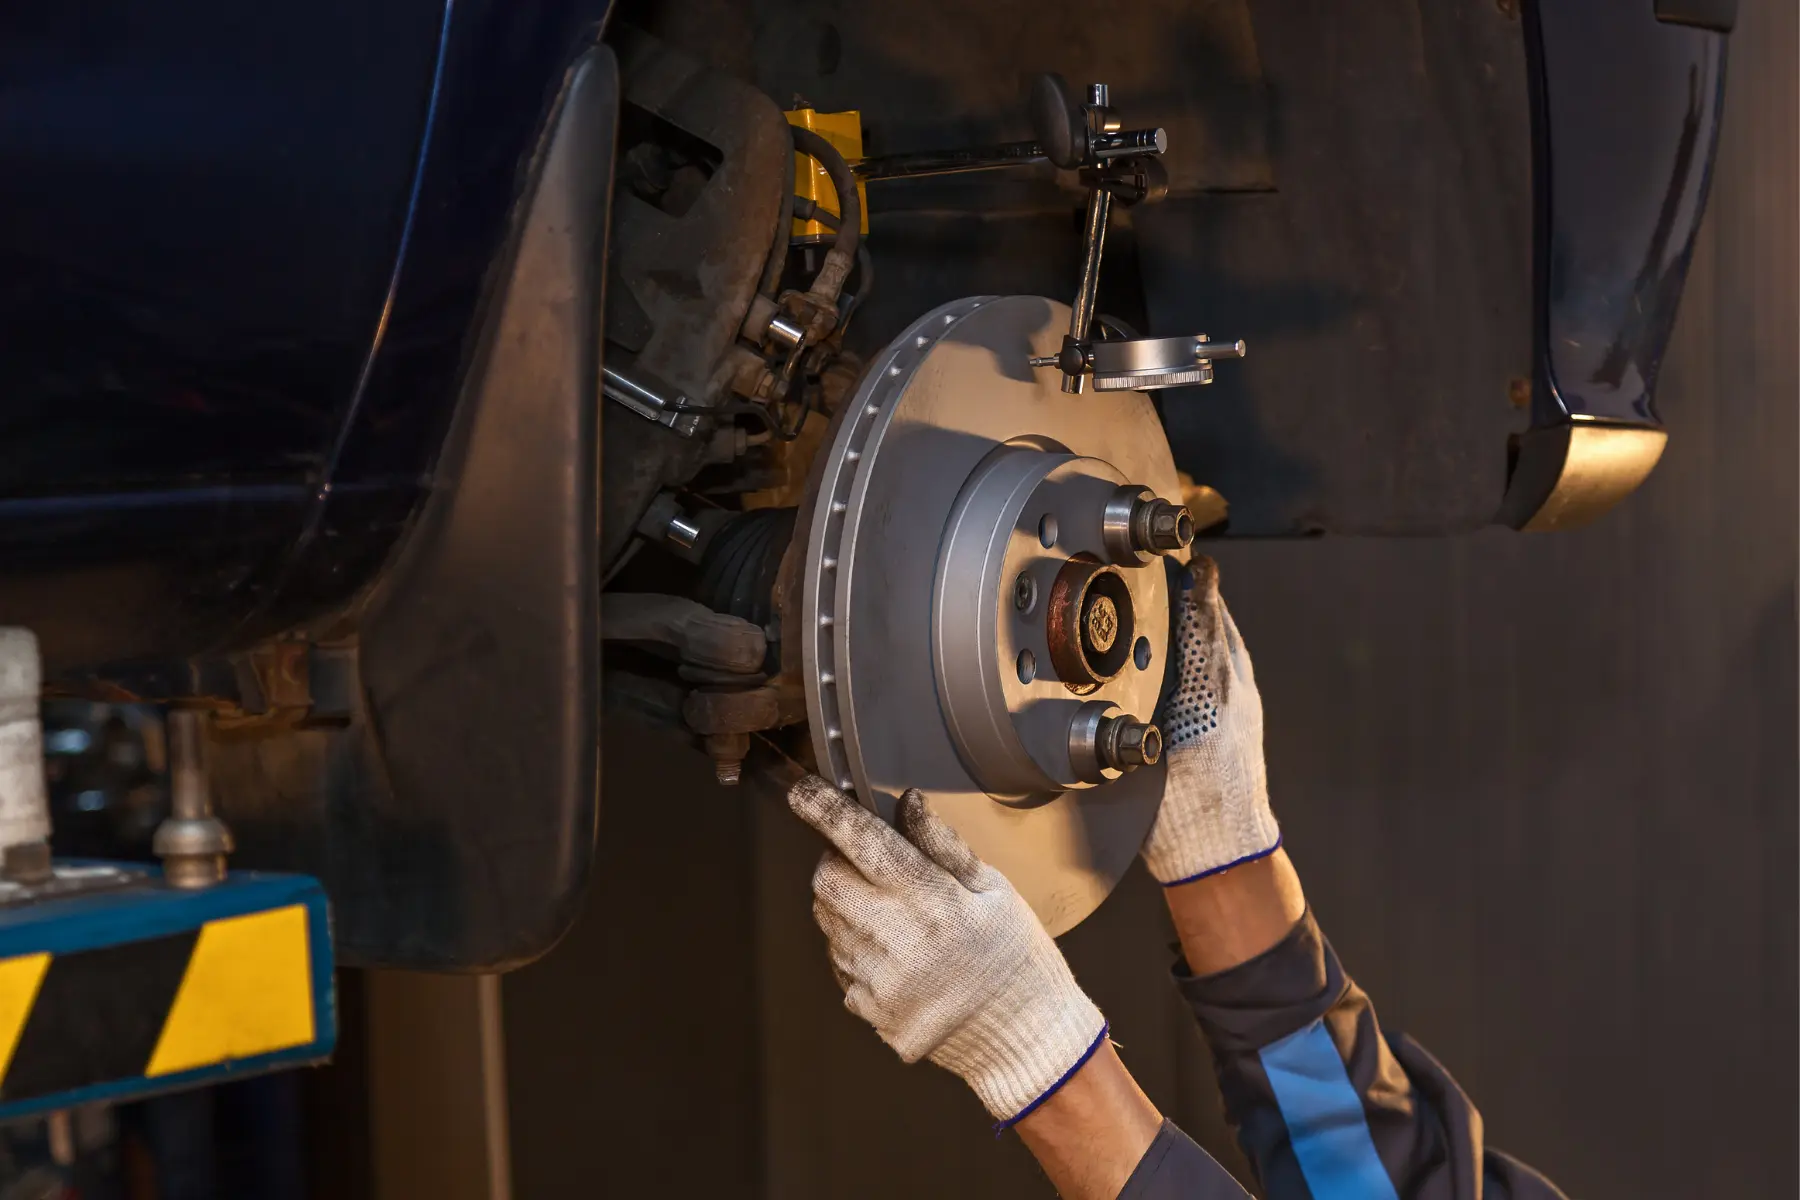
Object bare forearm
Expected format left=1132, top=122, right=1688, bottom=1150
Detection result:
left=1163, top=848, right=1307, bottom=976
left=1014, top=1039, right=1163, bottom=1200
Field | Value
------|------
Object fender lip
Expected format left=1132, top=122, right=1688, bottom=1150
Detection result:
left=1497, top=421, right=1670, bottom=532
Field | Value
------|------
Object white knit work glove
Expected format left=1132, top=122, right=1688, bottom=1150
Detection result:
left=1143, top=556, right=1281, bottom=885
left=787, top=775, right=1108, bottom=1125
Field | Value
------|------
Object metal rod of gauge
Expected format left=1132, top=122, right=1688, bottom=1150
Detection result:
left=1064, top=185, right=1112, bottom=395
left=852, top=140, right=1046, bottom=181
left=852, top=131, right=1160, bottom=183
left=1092, top=128, right=1165, bottom=159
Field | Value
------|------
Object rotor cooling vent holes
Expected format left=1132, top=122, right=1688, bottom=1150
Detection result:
left=1161, top=599, right=1218, bottom=746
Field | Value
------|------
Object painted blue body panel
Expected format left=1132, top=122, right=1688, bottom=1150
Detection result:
left=1527, top=1, right=1729, bottom=428
left=0, top=0, right=613, bottom=672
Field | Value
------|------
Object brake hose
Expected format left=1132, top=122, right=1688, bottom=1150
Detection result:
left=787, top=125, right=861, bottom=306
left=758, top=183, right=794, bottom=299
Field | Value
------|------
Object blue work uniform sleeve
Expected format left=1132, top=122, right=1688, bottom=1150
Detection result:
left=1154, top=908, right=1567, bottom=1200
left=1115, top=1120, right=1252, bottom=1199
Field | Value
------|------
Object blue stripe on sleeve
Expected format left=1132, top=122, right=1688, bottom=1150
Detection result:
left=1257, top=1019, right=1401, bottom=1200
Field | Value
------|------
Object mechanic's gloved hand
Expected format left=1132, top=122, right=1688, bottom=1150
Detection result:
left=788, top=776, right=1107, bottom=1125
left=1143, top=556, right=1281, bottom=885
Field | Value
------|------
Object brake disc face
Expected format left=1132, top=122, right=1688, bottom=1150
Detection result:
left=800, top=295, right=1182, bottom=933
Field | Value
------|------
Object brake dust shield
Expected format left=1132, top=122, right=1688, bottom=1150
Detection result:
left=799, top=296, right=1183, bottom=934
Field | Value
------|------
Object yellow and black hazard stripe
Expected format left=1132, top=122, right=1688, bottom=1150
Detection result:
left=0, top=873, right=333, bottom=1116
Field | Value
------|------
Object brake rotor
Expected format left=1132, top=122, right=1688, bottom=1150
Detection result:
left=796, top=296, right=1185, bottom=933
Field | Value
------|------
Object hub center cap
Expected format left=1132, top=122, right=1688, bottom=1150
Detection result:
left=1085, top=595, right=1118, bottom=652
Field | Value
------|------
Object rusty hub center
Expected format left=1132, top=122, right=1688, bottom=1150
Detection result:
left=1047, top=559, right=1136, bottom=690
left=1084, top=593, right=1119, bottom=653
